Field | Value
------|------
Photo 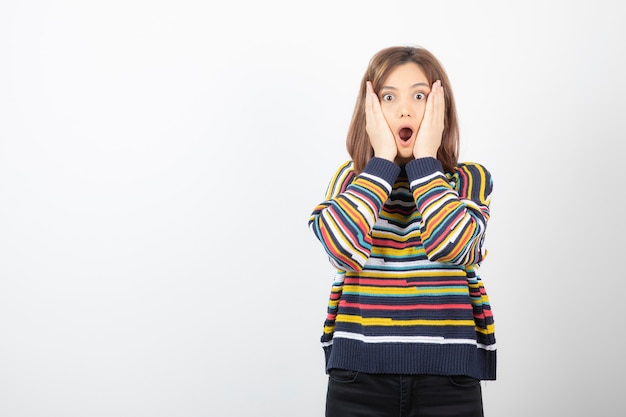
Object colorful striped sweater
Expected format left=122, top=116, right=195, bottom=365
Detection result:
left=308, top=156, right=496, bottom=380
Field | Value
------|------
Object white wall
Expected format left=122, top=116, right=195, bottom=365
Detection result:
left=1, top=1, right=624, bottom=416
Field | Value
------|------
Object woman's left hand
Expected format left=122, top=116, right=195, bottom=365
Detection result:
left=414, top=80, right=445, bottom=159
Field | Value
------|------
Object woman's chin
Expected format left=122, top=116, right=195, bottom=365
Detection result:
left=394, top=155, right=413, bottom=166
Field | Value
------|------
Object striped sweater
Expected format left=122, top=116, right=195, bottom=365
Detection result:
left=308, top=156, right=496, bottom=380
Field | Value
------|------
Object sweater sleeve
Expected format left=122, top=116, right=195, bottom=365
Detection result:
left=308, top=158, right=401, bottom=271
left=405, top=157, right=493, bottom=266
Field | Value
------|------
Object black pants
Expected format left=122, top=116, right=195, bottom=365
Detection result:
left=325, top=370, right=484, bottom=417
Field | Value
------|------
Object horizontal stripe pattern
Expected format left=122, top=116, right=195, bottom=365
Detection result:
left=309, top=157, right=496, bottom=380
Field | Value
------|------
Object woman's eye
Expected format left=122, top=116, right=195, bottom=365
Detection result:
left=382, top=94, right=394, bottom=102
left=415, top=92, right=426, bottom=100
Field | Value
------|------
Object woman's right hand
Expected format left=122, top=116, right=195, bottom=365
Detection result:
left=365, top=81, right=397, bottom=162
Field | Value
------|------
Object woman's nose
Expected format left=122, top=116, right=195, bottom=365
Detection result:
left=399, top=100, right=412, bottom=117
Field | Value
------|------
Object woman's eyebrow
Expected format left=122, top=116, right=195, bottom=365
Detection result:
left=380, top=82, right=430, bottom=90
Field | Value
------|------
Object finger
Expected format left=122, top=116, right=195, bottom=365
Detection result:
left=433, top=81, right=445, bottom=125
left=423, top=80, right=438, bottom=123
left=439, top=81, right=446, bottom=111
left=366, top=82, right=380, bottom=110
left=365, top=81, right=375, bottom=122
left=428, top=81, right=444, bottom=124
left=366, top=82, right=386, bottom=126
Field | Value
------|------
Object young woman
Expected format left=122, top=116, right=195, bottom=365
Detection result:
left=308, top=46, right=496, bottom=417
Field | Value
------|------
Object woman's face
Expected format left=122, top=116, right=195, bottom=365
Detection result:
left=377, top=62, right=431, bottom=165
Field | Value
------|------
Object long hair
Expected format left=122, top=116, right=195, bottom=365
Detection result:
left=346, top=46, right=460, bottom=174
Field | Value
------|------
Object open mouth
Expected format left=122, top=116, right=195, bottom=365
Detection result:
left=399, top=127, right=413, bottom=142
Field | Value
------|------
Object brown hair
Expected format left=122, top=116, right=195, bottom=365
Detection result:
left=346, top=46, right=460, bottom=174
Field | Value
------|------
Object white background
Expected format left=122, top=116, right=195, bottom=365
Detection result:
left=1, top=0, right=624, bottom=416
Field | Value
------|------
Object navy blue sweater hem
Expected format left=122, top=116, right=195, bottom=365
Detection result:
left=323, top=338, right=496, bottom=381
